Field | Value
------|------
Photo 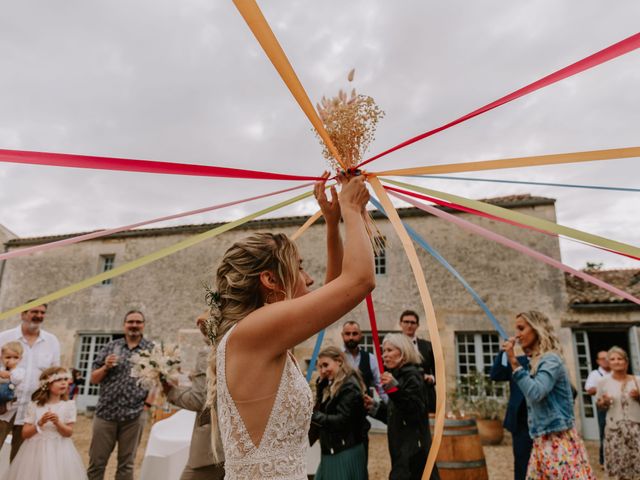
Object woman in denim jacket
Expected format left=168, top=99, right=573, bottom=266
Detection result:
left=502, top=311, right=594, bottom=480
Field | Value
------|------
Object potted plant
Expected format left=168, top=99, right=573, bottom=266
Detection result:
left=454, top=370, right=507, bottom=445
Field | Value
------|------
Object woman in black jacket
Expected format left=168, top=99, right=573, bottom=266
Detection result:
left=368, top=333, right=439, bottom=480
left=311, top=346, right=368, bottom=480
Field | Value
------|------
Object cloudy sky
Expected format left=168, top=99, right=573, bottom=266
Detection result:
left=0, top=1, right=638, bottom=270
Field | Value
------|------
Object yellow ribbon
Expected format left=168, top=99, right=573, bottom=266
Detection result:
left=383, top=178, right=640, bottom=259
left=232, top=0, right=346, bottom=170
left=368, top=177, right=445, bottom=480
left=376, top=146, right=640, bottom=176
left=0, top=190, right=314, bottom=321
left=291, top=210, right=322, bottom=241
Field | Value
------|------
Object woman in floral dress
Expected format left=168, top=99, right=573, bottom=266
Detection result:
left=502, top=311, right=594, bottom=479
left=596, top=346, right=640, bottom=480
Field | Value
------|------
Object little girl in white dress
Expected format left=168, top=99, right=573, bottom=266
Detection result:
left=5, top=367, right=87, bottom=480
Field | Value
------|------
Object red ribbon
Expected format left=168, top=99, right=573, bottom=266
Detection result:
left=383, top=184, right=640, bottom=261
left=365, top=294, right=385, bottom=374
left=0, top=148, right=323, bottom=182
left=359, top=32, right=640, bottom=168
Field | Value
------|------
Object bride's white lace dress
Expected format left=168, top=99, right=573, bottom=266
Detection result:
left=217, top=327, right=313, bottom=479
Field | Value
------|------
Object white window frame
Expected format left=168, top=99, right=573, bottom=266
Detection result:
left=99, top=254, right=116, bottom=285
left=74, top=332, right=120, bottom=410
left=361, top=330, right=394, bottom=356
left=455, top=331, right=507, bottom=398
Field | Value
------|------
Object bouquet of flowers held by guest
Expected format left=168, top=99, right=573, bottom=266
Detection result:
left=130, top=342, right=181, bottom=405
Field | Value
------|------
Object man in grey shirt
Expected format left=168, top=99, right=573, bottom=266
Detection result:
left=164, top=314, right=224, bottom=480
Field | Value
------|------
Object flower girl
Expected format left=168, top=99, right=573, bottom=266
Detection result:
left=5, top=367, right=87, bottom=480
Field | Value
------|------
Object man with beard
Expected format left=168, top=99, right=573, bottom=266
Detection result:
left=88, top=310, right=153, bottom=480
left=0, top=301, right=60, bottom=460
left=341, top=320, right=387, bottom=465
left=341, top=321, right=386, bottom=402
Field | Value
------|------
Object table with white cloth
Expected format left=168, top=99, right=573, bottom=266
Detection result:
left=0, top=434, right=10, bottom=478
left=140, top=408, right=323, bottom=480
left=140, top=409, right=196, bottom=480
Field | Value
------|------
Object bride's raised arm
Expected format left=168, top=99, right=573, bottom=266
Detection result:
left=234, top=174, right=375, bottom=355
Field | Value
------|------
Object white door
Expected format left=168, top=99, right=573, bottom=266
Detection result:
left=629, top=326, right=640, bottom=375
left=573, top=330, right=599, bottom=440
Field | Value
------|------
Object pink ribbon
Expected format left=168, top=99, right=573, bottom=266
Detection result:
left=387, top=189, right=640, bottom=307
left=0, top=182, right=315, bottom=261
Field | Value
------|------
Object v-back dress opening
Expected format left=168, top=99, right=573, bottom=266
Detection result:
left=217, top=326, right=313, bottom=480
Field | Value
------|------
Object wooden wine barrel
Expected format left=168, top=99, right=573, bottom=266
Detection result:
left=429, top=416, right=488, bottom=480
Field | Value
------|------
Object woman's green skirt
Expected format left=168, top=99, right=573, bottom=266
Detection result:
left=315, top=443, right=367, bottom=480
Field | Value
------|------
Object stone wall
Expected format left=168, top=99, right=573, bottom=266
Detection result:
left=0, top=199, right=570, bottom=393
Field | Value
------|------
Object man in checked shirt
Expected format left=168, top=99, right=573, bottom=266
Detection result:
left=87, top=310, right=153, bottom=480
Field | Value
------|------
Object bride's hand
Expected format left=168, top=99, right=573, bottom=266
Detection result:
left=337, top=174, right=369, bottom=214
left=314, top=171, right=340, bottom=227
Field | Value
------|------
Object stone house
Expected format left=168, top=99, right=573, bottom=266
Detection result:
left=563, top=268, right=640, bottom=439
left=1, top=194, right=636, bottom=439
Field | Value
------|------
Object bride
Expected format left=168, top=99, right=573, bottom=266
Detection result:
left=204, top=173, right=375, bottom=479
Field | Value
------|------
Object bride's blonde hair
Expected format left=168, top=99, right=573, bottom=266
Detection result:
left=517, top=310, right=563, bottom=374
left=205, top=233, right=300, bottom=462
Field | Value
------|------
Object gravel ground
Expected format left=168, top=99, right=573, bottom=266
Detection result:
left=72, top=413, right=607, bottom=479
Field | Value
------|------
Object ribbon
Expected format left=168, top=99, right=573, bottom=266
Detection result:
left=232, top=0, right=346, bottom=170
left=369, top=197, right=508, bottom=339
left=358, top=32, right=640, bottom=167
left=368, top=177, right=444, bottom=480
left=383, top=179, right=640, bottom=260
left=416, top=174, right=640, bottom=193
left=0, top=190, right=313, bottom=321
left=375, top=146, right=640, bottom=177
left=0, top=182, right=315, bottom=262
left=365, top=294, right=385, bottom=374
left=291, top=210, right=323, bottom=241
left=387, top=188, right=640, bottom=307
left=305, top=329, right=325, bottom=383
left=383, top=184, right=640, bottom=262
left=0, top=148, right=322, bottom=182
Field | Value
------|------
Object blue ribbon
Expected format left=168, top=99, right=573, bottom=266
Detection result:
left=305, top=329, right=325, bottom=382
left=369, top=196, right=509, bottom=339
left=415, top=175, right=640, bottom=193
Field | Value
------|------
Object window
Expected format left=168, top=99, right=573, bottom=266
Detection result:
left=99, top=254, right=115, bottom=285
left=374, top=238, right=386, bottom=275
left=361, top=330, right=394, bottom=356
left=456, top=332, right=507, bottom=398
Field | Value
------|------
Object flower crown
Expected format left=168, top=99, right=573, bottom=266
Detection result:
left=39, top=371, right=71, bottom=390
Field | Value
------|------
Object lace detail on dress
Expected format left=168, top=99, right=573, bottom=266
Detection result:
left=217, top=326, right=313, bottom=480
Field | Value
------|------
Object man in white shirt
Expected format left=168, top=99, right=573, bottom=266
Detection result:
left=584, top=350, right=611, bottom=466
left=0, top=301, right=61, bottom=460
